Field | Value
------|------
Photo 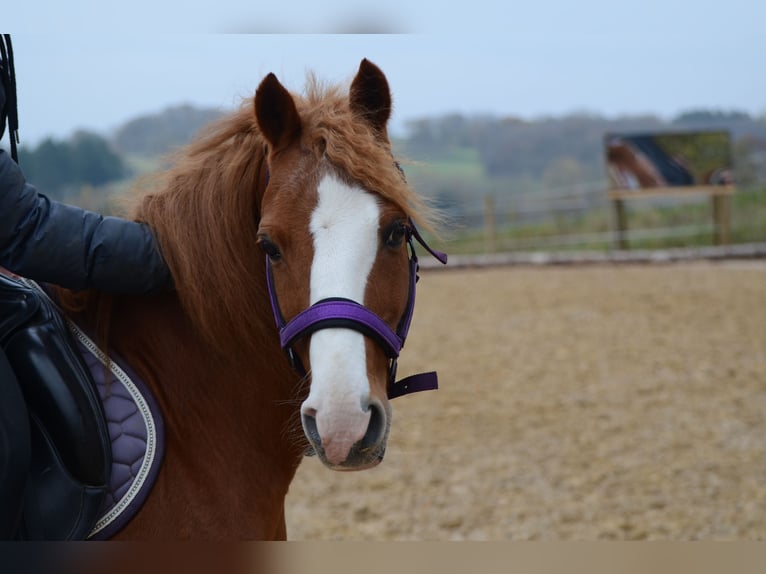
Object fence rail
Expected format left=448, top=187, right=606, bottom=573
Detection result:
left=421, top=242, right=766, bottom=270
left=461, top=224, right=716, bottom=252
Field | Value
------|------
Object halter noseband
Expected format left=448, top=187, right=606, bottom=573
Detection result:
left=265, top=220, right=447, bottom=399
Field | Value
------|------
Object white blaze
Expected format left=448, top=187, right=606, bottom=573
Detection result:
left=302, top=172, right=381, bottom=463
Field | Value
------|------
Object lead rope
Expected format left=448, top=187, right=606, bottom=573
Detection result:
left=0, top=34, right=20, bottom=163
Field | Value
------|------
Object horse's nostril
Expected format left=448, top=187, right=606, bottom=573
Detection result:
left=359, top=401, right=386, bottom=450
left=301, top=412, right=322, bottom=446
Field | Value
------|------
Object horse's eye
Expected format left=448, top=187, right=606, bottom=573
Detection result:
left=384, top=222, right=408, bottom=249
left=258, top=236, right=282, bottom=262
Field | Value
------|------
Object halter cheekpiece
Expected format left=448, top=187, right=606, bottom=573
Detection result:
left=265, top=220, right=447, bottom=399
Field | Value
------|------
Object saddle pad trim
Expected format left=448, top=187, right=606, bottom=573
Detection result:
left=69, top=321, right=163, bottom=539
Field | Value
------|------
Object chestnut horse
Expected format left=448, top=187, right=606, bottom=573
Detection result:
left=57, top=59, right=443, bottom=539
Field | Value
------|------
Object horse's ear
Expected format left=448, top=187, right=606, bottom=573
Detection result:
left=350, top=58, right=392, bottom=137
left=254, top=73, right=302, bottom=150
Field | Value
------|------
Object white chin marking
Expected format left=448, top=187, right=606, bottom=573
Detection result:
left=303, top=172, right=381, bottom=436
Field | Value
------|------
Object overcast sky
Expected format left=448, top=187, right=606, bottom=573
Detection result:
left=4, top=0, right=765, bottom=146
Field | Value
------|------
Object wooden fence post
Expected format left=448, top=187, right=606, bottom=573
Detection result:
left=484, top=195, right=497, bottom=253
left=712, top=193, right=731, bottom=246
left=612, top=198, right=629, bottom=250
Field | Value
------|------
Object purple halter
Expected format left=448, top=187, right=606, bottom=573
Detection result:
left=265, top=220, right=447, bottom=399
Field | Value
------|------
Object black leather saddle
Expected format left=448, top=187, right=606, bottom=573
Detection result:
left=0, top=272, right=111, bottom=539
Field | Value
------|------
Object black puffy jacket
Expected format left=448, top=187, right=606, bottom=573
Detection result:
left=0, top=149, right=173, bottom=293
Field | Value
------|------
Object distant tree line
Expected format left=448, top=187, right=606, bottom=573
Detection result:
left=18, top=130, right=126, bottom=199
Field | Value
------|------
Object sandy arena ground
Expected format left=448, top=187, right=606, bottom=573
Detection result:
left=284, top=262, right=766, bottom=540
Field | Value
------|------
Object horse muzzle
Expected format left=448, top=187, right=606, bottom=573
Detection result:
left=301, top=397, right=391, bottom=470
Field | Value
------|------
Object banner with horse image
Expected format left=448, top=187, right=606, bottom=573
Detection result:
left=605, top=130, right=733, bottom=192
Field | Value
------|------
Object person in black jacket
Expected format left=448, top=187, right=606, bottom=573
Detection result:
left=0, top=36, right=172, bottom=538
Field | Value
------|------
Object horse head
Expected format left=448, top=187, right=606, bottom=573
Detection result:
left=253, top=59, right=442, bottom=470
